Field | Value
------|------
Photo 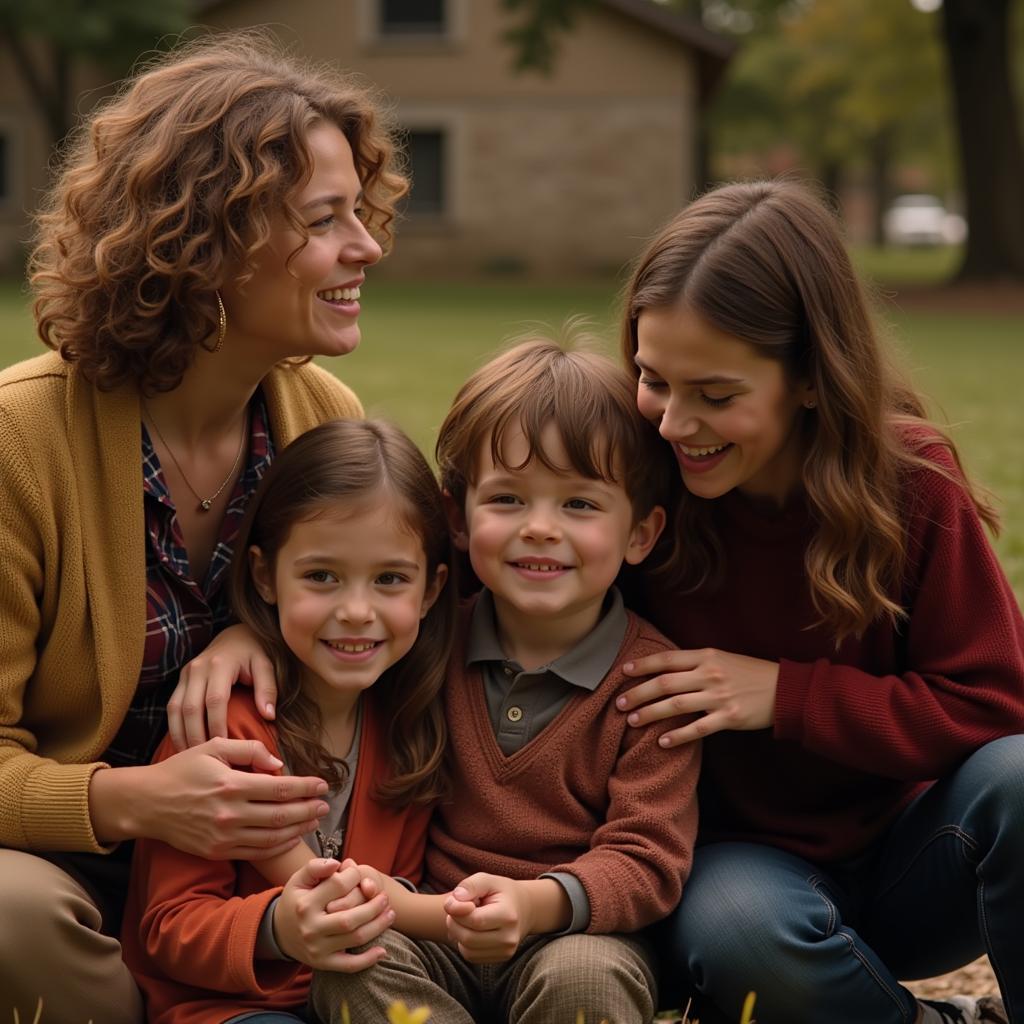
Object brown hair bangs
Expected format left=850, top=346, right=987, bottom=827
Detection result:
left=230, top=418, right=454, bottom=806
left=436, top=334, right=675, bottom=525
left=622, top=179, right=997, bottom=641
left=30, top=29, right=407, bottom=394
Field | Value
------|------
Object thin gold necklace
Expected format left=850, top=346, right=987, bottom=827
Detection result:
left=143, top=404, right=248, bottom=512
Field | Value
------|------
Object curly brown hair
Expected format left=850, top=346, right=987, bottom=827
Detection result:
left=622, top=179, right=998, bottom=643
left=29, top=29, right=407, bottom=394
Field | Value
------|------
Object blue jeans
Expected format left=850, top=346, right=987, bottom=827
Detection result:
left=662, top=736, right=1024, bottom=1024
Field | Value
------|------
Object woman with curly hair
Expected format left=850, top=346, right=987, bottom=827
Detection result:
left=617, top=181, right=1024, bottom=1024
left=0, top=30, right=405, bottom=1022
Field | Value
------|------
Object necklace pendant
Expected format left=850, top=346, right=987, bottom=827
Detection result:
left=316, top=828, right=344, bottom=861
left=143, top=401, right=247, bottom=517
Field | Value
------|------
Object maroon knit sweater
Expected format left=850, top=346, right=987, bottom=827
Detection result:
left=645, top=444, right=1024, bottom=864
left=427, top=605, right=700, bottom=934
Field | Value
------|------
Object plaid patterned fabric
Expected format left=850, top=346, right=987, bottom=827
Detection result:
left=99, top=393, right=275, bottom=769
left=311, top=929, right=657, bottom=1024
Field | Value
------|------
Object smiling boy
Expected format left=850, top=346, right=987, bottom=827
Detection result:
left=310, top=338, right=700, bottom=1024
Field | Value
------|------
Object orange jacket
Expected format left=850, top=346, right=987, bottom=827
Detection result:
left=121, top=689, right=430, bottom=1024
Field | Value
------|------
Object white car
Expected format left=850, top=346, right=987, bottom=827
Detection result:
left=883, top=195, right=967, bottom=247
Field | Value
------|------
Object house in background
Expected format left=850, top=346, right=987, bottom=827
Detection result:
left=203, top=0, right=733, bottom=277
left=0, top=0, right=732, bottom=277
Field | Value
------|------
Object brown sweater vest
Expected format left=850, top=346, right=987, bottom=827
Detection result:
left=427, top=603, right=701, bottom=933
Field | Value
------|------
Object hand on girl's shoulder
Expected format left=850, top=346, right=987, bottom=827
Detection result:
left=218, top=686, right=283, bottom=762
left=153, top=686, right=281, bottom=770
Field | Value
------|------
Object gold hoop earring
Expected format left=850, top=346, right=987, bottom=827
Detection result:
left=213, top=291, right=227, bottom=352
left=804, top=399, right=817, bottom=410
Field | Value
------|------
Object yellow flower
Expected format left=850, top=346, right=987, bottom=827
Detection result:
left=12, top=997, right=49, bottom=1024
left=739, top=991, right=757, bottom=1024
left=387, top=1000, right=432, bottom=1024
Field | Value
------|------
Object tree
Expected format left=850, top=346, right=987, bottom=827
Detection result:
left=941, top=0, right=1024, bottom=279
left=781, top=0, right=950, bottom=243
left=503, top=0, right=1024, bottom=280
left=502, top=0, right=593, bottom=72
left=0, top=0, right=191, bottom=150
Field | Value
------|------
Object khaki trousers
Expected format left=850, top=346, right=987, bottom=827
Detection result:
left=0, top=849, right=144, bottom=1024
left=310, top=929, right=656, bottom=1024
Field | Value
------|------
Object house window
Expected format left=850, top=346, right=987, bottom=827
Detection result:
left=404, top=129, right=446, bottom=216
left=379, top=0, right=447, bottom=36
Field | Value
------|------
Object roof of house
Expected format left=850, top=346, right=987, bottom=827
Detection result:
left=597, top=0, right=737, bottom=98
left=600, top=0, right=734, bottom=60
left=197, top=0, right=737, bottom=98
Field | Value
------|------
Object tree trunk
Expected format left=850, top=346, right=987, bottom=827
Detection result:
left=694, top=110, right=713, bottom=197
left=52, top=41, right=72, bottom=147
left=819, top=159, right=842, bottom=215
left=0, top=29, right=72, bottom=148
left=941, top=0, right=1024, bottom=281
left=869, top=129, right=891, bottom=248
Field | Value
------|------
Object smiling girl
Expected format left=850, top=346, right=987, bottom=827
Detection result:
left=618, top=181, right=1024, bottom=1024
left=121, top=418, right=454, bottom=1024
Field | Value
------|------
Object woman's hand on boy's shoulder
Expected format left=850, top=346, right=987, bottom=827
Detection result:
left=168, top=623, right=279, bottom=749
left=274, top=857, right=395, bottom=971
left=618, top=647, right=780, bottom=747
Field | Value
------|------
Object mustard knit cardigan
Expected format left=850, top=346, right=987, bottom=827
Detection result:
left=0, top=352, right=362, bottom=853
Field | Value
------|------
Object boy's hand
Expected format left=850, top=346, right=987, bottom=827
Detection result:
left=444, top=875, right=570, bottom=964
left=273, top=858, right=395, bottom=971
left=348, top=863, right=391, bottom=901
left=444, top=874, right=529, bottom=963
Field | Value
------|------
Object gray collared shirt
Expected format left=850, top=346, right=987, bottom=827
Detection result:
left=465, top=587, right=629, bottom=933
left=256, top=706, right=363, bottom=960
left=467, top=587, right=629, bottom=756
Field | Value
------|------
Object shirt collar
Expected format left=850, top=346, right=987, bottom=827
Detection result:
left=466, top=587, right=628, bottom=693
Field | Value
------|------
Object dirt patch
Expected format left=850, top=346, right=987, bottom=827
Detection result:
left=905, top=956, right=1000, bottom=1001
left=875, top=282, right=1024, bottom=315
left=666, top=958, right=1001, bottom=1022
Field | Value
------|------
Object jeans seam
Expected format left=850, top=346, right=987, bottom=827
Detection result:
left=807, top=874, right=837, bottom=936
left=810, top=875, right=913, bottom=1023
left=976, top=876, right=1015, bottom=1024
left=873, top=825, right=979, bottom=903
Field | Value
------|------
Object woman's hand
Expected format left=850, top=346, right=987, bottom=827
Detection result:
left=618, top=648, right=780, bottom=747
left=89, top=739, right=328, bottom=860
left=274, top=858, right=394, bottom=971
left=167, top=624, right=279, bottom=750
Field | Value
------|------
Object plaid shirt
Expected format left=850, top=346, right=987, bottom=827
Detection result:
left=99, top=394, right=275, bottom=769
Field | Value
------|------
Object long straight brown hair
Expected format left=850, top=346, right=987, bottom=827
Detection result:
left=622, top=180, right=997, bottom=642
left=230, top=419, right=454, bottom=804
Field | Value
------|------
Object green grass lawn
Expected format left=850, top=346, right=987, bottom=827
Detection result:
left=2, top=273, right=1021, bottom=599
left=849, top=243, right=964, bottom=285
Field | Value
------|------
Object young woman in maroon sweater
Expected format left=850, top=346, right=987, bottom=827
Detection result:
left=617, top=180, right=1024, bottom=1024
